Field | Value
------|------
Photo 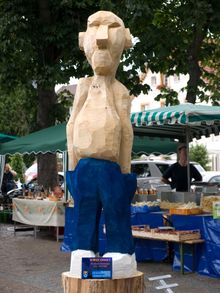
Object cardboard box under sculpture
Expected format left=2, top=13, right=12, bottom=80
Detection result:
left=65, top=11, right=143, bottom=286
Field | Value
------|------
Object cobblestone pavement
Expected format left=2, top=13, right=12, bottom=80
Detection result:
left=0, top=223, right=219, bottom=293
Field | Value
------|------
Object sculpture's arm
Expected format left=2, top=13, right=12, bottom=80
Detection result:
left=115, top=88, right=133, bottom=174
left=66, top=78, right=90, bottom=170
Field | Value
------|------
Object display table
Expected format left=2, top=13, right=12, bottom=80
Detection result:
left=171, top=214, right=220, bottom=278
left=12, top=198, right=65, bottom=241
left=132, top=229, right=204, bottom=274
left=61, top=207, right=220, bottom=278
left=61, top=207, right=168, bottom=262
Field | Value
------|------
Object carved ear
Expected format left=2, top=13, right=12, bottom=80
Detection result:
left=124, top=28, right=132, bottom=49
left=79, top=32, right=85, bottom=51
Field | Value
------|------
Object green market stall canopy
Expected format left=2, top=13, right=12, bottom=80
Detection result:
left=130, top=103, right=220, bottom=192
left=131, top=103, right=220, bottom=141
left=0, top=123, right=67, bottom=155
left=0, top=133, right=16, bottom=143
left=0, top=123, right=177, bottom=156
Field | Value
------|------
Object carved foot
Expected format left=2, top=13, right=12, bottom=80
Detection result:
left=102, top=252, right=137, bottom=279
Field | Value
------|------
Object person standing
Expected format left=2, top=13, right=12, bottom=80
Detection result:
left=162, top=144, right=202, bottom=191
left=1, top=163, right=17, bottom=194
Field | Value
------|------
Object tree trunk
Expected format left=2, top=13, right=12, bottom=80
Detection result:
left=186, top=26, right=206, bottom=103
left=37, top=153, right=58, bottom=191
left=37, top=87, right=58, bottom=190
left=35, top=0, right=60, bottom=191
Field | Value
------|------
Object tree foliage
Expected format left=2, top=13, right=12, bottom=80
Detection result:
left=1, top=1, right=219, bottom=122
left=155, top=87, right=180, bottom=106
left=0, top=0, right=102, bottom=189
left=189, top=144, right=211, bottom=171
left=112, top=0, right=220, bottom=104
left=8, top=154, right=26, bottom=182
left=0, top=1, right=95, bottom=90
left=0, top=85, right=37, bottom=135
left=0, top=0, right=219, bottom=187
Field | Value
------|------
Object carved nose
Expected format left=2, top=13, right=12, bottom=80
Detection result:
left=96, top=25, right=108, bottom=49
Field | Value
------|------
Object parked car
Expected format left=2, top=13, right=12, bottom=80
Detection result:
left=131, top=160, right=172, bottom=192
left=131, top=159, right=206, bottom=193
left=192, top=162, right=207, bottom=178
left=192, top=171, right=220, bottom=195
left=202, top=171, right=220, bottom=184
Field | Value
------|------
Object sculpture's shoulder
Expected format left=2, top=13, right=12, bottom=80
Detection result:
left=76, top=76, right=93, bottom=94
left=112, top=80, right=133, bottom=115
left=112, top=79, right=130, bottom=99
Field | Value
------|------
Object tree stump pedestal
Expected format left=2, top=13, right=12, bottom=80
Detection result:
left=62, top=271, right=144, bottom=293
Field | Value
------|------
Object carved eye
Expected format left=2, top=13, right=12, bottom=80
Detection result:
left=109, top=22, right=121, bottom=28
left=88, top=21, right=100, bottom=28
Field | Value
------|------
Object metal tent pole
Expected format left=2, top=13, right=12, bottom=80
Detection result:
left=186, top=126, right=191, bottom=192
left=0, top=155, right=5, bottom=190
left=63, top=151, right=69, bottom=201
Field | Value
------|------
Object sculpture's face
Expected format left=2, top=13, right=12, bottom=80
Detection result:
left=81, top=11, right=128, bottom=76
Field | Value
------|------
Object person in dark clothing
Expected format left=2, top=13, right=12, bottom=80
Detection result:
left=161, top=144, right=202, bottom=192
left=1, top=164, right=17, bottom=194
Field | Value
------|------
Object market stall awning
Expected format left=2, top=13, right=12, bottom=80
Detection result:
left=132, top=135, right=177, bottom=155
left=131, top=103, right=220, bottom=141
left=131, top=103, right=220, bottom=191
left=0, top=133, right=16, bottom=143
left=0, top=123, right=177, bottom=156
left=0, top=123, right=67, bottom=155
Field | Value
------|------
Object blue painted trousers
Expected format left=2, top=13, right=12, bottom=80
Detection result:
left=66, top=158, right=137, bottom=255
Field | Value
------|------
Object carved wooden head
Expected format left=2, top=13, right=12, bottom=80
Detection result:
left=79, top=11, right=132, bottom=76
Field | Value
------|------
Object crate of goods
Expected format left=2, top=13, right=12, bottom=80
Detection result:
left=132, top=225, right=150, bottom=231
left=201, top=195, right=220, bottom=213
left=169, top=207, right=202, bottom=215
left=213, top=201, right=220, bottom=219
left=160, top=201, right=198, bottom=210
left=151, top=229, right=201, bottom=241
left=132, top=225, right=152, bottom=238
left=132, top=189, right=157, bottom=203
left=160, top=191, right=196, bottom=203
left=132, top=226, right=201, bottom=242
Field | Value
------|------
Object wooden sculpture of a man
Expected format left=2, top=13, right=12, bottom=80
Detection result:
left=66, top=10, right=137, bottom=279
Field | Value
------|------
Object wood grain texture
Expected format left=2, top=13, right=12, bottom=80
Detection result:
left=62, top=271, right=144, bottom=293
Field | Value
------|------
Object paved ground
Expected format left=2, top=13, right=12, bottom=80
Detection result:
left=0, top=223, right=219, bottom=293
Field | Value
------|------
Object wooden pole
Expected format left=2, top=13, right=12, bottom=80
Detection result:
left=62, top=271, right=144, bottom=293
